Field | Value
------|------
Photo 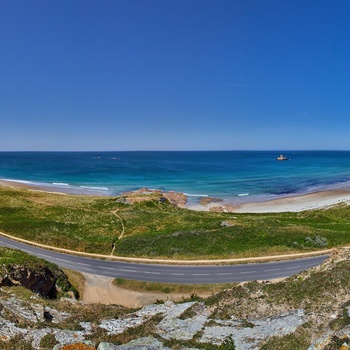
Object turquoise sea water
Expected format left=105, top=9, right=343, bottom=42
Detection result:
left=1, top=151, right=350, bottom=205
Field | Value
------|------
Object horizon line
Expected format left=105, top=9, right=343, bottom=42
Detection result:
left=0, top=149, right=349, bottom=153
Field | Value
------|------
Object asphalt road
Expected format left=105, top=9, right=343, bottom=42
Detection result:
left=0, top=236, right=328, bottom=284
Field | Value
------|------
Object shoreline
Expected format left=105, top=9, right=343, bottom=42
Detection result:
left=186, top=188, right=350, bottom=213
left=234, top=188, right=350, bottom=213
left=2, top=179, right=350, bottom=213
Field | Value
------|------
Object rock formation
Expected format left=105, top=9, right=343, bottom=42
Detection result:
left=0, top=248, right=350, bottom=349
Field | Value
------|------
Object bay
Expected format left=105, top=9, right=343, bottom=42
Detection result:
left=1, top=151, right=350, bottom=204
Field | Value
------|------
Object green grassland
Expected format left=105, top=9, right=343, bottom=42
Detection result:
left=0, top=185, right=350, bottom=259
left=113, top=277, right=237, bottom=296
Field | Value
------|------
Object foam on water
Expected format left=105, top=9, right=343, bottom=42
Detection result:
left=79, top=186, right=110, bottom=191
left=2, top=178, right=34, bottom=184
left=183, top=193, right=209, bottom=197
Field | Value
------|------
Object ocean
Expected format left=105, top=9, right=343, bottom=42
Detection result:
left=1, top=151, right=350, bottom=205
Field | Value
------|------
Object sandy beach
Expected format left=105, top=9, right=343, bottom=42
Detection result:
left=184, top=188, right=350, bottom=213
left=234, top=188, right=350, bottom=213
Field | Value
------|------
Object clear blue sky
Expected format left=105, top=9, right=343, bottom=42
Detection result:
left=1, top=0, right=350, bottom=151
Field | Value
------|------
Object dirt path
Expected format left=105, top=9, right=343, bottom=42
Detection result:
left=111, top=209, right=125, bottom=240
left=110, top=209, right=125, bottom=255
left=82, top=273, right=204, bottom=307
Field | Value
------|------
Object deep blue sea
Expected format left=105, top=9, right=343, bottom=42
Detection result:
left=1, top=151, right=350, bottom=205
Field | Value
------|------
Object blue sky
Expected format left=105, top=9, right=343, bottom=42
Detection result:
left=1, top=0, right=350, bottom=151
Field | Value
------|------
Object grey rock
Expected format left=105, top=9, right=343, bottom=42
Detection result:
left=99, top=316, right=148, bottom=335
left=201, top=309, right=306, bottom=349
left=43, top=306, right=70, bottom=323
left=29, top=328, right=52, bottom=349
left=157, top=302, right=209, bottom=341
left=98, top=342, right=120, bottom=350
left=32, top=303, right=46, bottom=322
left=53, top=329, right=88, bottom=346
left=99, top=301, right=195, bottom=335
left=308, top=325, right=350, bottom=349
left=0, top=318, right=29, bottom=340
left=80, top=321, right=93, bottom=332
left=1, top=277, right=348, bottom=350
left=1, top=297, right=39, bottom=323
left=115, top=336, right=171, bottom=349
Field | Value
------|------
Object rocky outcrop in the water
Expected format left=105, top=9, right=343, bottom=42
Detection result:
left=199, top=197, right=223, bottom=205
left=162, top=191, right=187, bottom=207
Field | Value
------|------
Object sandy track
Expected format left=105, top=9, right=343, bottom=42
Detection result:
left=82, top=273, right=207, bottom=307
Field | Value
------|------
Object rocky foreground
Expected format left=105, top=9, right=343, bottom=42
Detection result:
left=0, top=249, right=350, bottom=349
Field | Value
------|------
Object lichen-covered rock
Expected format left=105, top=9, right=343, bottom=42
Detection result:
left=114, top=336, right=171, bottom=349
left=1, top=296, right=42, bottom=323
left=97, top=343, right=119, bottom=350
left=156, top=302, right=209, bottom=341
left=308, top=325, right=350, bottom=350
left=201, top=309, right=305, bottom=348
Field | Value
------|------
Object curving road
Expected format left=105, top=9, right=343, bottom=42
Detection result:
left=0, top=236, right=327, bottom=284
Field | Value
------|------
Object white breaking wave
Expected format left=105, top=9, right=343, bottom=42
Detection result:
left=52, top=182, right=70, bottom=186
left=183, top=193, right=209, bottom=197
left=238, top=193, right=249, bottom=196
left=80, top=186, right=109, bottom=191
left=2, top=178, right=34, bottom=184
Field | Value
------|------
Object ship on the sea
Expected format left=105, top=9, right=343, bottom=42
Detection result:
left=276, top=154, right=289, bottom=161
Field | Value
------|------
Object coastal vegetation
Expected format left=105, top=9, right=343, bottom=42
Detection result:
left=113, top=277, right=237, bottom=296
left=0, top=185, right=350, bottom=259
